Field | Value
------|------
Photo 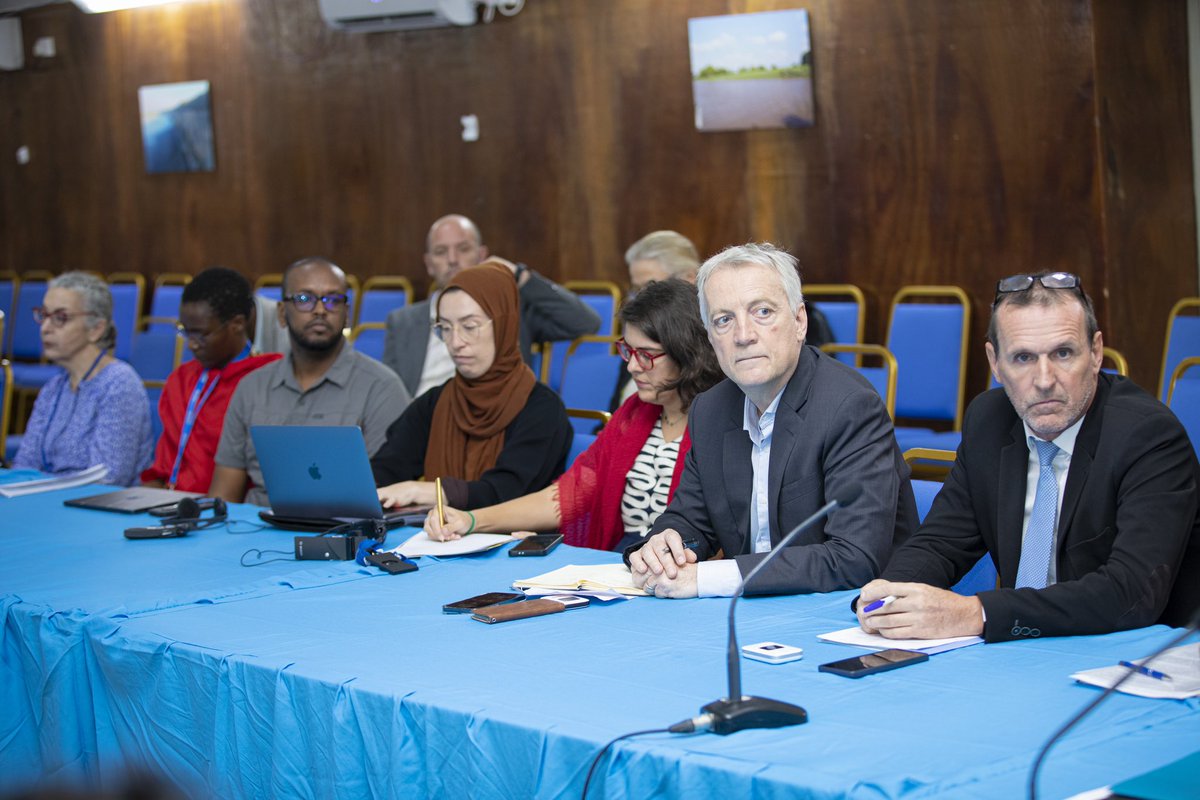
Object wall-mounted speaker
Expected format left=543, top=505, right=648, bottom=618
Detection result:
left=0, top=18, right=23, bottom=71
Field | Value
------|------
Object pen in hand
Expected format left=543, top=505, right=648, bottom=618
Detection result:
left=1119, top=660, right=1172, bottom=681
left=863, top=595, right=898, bottom=614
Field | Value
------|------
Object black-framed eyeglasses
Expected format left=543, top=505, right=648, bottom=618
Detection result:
left=432, top=318, right=493, bottom=343
left=176, top=319, right=229, bottom=345
left=283, top=293, right=348, bottom=312
left=993, top=273, right=1082, bottom=307
left=617, top=338, right=668, bottom=370
left=33, top=306, right=97, bottom=328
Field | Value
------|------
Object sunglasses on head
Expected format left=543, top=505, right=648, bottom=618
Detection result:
left=993, top=272, right=1082, bottom=307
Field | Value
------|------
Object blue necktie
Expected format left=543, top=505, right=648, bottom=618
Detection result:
left=1015, top=439, right=1060, bottom=589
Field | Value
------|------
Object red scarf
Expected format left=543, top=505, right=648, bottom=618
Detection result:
left=556, top=394, right=691, bottom=551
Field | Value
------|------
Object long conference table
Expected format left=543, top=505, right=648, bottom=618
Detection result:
left=2, top=485, right=1198, bottom=799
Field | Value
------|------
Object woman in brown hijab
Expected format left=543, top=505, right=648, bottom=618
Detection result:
left=371, top=261, right=572, bottom=510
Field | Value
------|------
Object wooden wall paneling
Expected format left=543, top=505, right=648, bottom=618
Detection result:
left=1090, top=0, right=1197, bottom=390
left=0, top=0, right=1193, bottom=393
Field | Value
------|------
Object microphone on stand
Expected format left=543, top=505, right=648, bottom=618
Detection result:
left=670, top=483, right=863, bottom=736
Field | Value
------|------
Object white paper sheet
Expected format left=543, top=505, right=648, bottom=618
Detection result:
left=391, top=531, right=516, bottom=557
left=818, top=625, right=983, bottom=654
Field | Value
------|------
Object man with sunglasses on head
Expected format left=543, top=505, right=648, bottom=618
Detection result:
left=382, top=214, right=600, bottom=398
left=142, top=267, right=282, bottom=493
left=857, top=272, right=1200, bottom=642
left=210, top=257, right=411, bottom=505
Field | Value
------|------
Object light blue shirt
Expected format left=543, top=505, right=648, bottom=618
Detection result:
left=696, top=390, right=785, bottom=597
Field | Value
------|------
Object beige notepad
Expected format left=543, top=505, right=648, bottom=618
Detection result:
left=513, top=563, right=648, bottom=596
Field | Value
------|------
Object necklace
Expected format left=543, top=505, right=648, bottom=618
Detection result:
left=661, top=409, right=685, bottom=428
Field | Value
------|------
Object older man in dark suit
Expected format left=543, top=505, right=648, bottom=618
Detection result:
left=858, top=273, right=1200, bottom=642
left=627, top=243, right=918, bottom=598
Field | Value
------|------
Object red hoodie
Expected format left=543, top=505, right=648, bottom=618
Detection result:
left=141, top=352, right=283, bottom=492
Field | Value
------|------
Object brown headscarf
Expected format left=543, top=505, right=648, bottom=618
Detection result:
left=424, top=261, right=537, bottom=481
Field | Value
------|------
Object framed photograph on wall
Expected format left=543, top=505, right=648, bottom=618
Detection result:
left=688, top=9, right=814, bottom=132
left=137, top=80, right=216, bottom=174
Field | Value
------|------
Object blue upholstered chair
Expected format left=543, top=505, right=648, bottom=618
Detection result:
left=820, top=343, right=897, bottom=418
left=1159, top=298, right=1200, bottom=403
left=349, top=322, right=387, bottom=362
left=559, top=336, right=622, bottom=428
left=565, top=408, right=610, bottom=466
left=905, top=448, right=998, bottom=596
left=887, top=286, right=971, bottom=453
left=356, top=276, right=413, bottom=326
left=1167, top=356, right=1200, bottom=461
left=805, top=283, right=866, bottom=365
left=145, top=273, right=191, bottom=332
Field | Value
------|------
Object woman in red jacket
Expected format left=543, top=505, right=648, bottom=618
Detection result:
left=425, top=278, right=723, bottom=551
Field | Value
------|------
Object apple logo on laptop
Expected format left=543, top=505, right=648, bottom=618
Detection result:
left=308, top=462, right=323, bottom=480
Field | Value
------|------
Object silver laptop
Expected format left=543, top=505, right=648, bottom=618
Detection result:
left=64, top=486, right=202, bottom=514
left=250, top=425, right=429, bottom=530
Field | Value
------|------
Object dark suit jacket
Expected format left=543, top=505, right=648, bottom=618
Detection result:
left=881, top=373, right=1200, bottom=642
left=381, top=271, right=601, bottom=397
left=635, top=346, right=919, bottom=595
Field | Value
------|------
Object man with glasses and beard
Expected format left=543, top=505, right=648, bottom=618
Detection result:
left=856, top=272, right=1200, bottom=642
left=210, top=257, right=411, bottom=506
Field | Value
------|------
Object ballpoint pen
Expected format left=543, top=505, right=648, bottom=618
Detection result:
left=863, top=595, right=897, bottom=613
left=1119, top=660, right=1172, bottom=681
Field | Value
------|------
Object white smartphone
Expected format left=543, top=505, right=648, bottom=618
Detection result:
left=741, top=641, right=805, bottom=664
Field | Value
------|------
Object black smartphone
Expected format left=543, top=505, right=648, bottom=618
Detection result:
left=508, top=533, right=563, bottom=557
left=442, top=592, right=523, bottom=614
left=818, top=649, right=929, bottom=678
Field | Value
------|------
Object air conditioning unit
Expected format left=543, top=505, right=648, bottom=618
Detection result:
left=317, top=0, right=476, bottom=32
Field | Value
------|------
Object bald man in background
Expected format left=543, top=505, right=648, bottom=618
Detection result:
left=382, top=214, right=600, bottom=398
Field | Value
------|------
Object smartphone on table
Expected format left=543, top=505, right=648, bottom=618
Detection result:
left=818, top=649, right=928, bottom=678
left=443, top=592, right=523, bottom=614
left=508, top=533, right=563, bottom=557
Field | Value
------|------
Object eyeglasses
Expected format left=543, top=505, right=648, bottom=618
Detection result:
left=617, top=338, right=669, bottom=370
left=283, top=293, right=349, bottom=312
left=33, top=307, right=96, bottom=328
left=993, top=273, right=1082, bottom=306
left=432, top=318, right=493, bottom=343
left=176, top=319, right=229, bottom=344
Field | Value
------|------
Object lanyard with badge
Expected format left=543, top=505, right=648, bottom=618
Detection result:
left=40, top=348, right=106, bottom=471
left=167, top=342, right=251, bottom=489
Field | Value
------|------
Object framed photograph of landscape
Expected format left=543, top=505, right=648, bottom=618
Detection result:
left=137, top=80, right=216, bottom=174
left=687, top=9, right=814, bottom=132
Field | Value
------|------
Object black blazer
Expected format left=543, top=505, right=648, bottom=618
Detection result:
left=634, top=346, right=918, bottom=595
left=882, top=373, right=1200, bottom=642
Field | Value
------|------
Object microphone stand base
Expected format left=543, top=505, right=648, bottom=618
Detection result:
left=701, top=696, right=808, bottom=736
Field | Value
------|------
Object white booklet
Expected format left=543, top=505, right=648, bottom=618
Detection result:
left=1071, top=643, right=1200, bottom=700
left=0, top=465, right=108, bottom=498
left=818, top=625, right=984, bottom=655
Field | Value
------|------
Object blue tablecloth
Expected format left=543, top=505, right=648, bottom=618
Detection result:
left=3, top=487, right=1198, bottom=798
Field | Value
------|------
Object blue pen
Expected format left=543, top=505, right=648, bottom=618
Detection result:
left=1120, top=660, right=1172, bottom=681
left=863, top=595, right=897, bottom=613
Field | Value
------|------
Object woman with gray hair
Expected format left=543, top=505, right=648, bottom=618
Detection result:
left=13, top=271, right=152, bottom=485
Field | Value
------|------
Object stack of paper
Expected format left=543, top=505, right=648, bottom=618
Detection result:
left=818, top=626, right=983, bottom=655
left=0, top=465, right=108, bottom=498
left=1071, top=644, right=1200, bottom=700
left=514, top=563, right=647, bottom=597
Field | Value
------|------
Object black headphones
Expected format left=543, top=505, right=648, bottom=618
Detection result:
left=124, top=497, right=229, bottom=539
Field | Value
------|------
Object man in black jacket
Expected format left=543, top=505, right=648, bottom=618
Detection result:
left=858, top=272, right=1200, bottom=642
